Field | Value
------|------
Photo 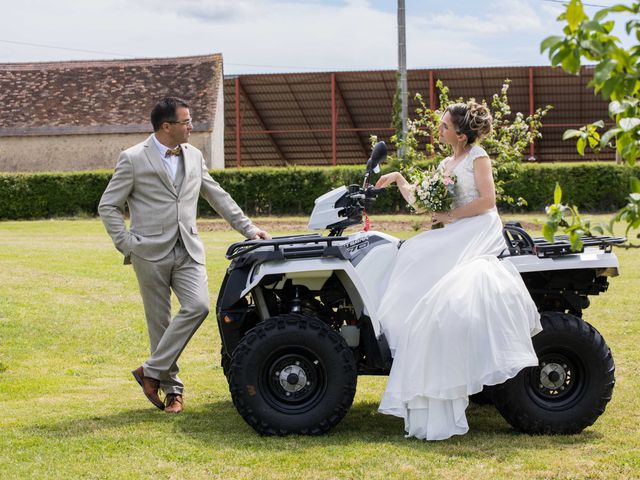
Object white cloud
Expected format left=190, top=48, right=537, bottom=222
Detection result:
left=422, top=0, right=552, bottom=37
left=142, top=0, right=267, bottom=22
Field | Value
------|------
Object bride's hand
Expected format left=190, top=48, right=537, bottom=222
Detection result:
left=431, top=211, right=453, bottom=224
left=375, top=172, right=400, bottom=188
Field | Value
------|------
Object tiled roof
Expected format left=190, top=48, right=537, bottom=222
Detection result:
left=0, top=54, right=222, bottom=136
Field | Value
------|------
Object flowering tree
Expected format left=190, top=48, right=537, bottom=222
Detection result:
left=381, top=79, right=551, bottom=207
left=541, top=0, right=640, bottom=247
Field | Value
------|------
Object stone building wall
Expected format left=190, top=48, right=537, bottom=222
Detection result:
left=0, top=131, right=215, bottom=172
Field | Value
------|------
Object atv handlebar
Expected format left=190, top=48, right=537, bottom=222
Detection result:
left=346, top=186, right=386, bottom=202
left=365, top=186, right=387, bottom=197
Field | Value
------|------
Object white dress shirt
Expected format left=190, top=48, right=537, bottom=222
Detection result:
left=152, top=134, right=180, bottom=182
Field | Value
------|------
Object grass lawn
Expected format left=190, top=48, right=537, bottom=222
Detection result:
left=0, top=214, right=638, bottom=479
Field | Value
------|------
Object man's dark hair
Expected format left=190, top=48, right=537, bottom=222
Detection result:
left=151, top=97, right=189, bottom=132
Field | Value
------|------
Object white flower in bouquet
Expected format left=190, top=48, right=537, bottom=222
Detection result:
left=408, top=166, right=457, bottom=214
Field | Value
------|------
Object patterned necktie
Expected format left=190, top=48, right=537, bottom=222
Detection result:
left=165, top=146, right=181, bottom=157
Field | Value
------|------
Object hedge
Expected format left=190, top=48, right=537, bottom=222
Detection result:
left=0, top=171, right=112, bottom=219
left=501, top=163, right=640, bottom=211
left=1, top=163, right=639, bottom=220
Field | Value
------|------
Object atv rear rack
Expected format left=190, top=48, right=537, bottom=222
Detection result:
left=226, top=234, right=349, bottom=263
left=503, top=222, right=626, bottom=258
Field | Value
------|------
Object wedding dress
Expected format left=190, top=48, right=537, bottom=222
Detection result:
left=377, top=145, right=542, bottom=441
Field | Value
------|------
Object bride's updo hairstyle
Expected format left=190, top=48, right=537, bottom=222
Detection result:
left=445, top=101, right=493, bottom=144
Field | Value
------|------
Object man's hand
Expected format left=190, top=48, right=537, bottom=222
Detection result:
left=252, top=229, right=271, bottom=240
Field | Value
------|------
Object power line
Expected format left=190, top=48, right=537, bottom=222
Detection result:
left=0, top=39, right=351, bottom=71
left=0, top=39, right=135, bottom=58
left=0, top=39, right=333, bottom=70
left=540, top=0, right=611, bottom=8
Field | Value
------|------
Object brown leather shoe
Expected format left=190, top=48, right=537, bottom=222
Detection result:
left=131, top=366, right=165, bottom=410
left=165, top=394, right=183, bottom=414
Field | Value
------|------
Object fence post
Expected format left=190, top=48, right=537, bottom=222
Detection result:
left=235, top=77, right=242, bottom=167
left=331, top=73, right=337, bottom=166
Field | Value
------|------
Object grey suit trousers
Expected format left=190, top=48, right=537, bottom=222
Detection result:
left=131, top=239, right=209, bottom=395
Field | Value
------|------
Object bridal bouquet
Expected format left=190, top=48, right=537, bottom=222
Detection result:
left=406, top=166, right=457, bottom=225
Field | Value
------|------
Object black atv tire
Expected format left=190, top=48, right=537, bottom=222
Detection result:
left=228, top=314, right=357, bottom=435
left=221, top=347, right=231, bottom=379
left=492, top=311, right=615, bottom=434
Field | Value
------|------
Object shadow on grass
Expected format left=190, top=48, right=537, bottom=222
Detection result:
left=26, top=398, right=602, bottom=457
left=340, top=401, right=603, bottom=453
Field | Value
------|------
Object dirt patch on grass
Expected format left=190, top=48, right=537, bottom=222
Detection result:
left=197, top=217, right=542, bottom=233
left=198, top=219, right=312, bottom=232
left=197, top=218, right=427, bottom=233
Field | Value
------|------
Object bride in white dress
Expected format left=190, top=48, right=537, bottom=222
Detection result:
left=374, top=101, right=542, bottom=441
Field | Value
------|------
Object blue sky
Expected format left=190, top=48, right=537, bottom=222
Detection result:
left=0, top=0, right=630, bottom=74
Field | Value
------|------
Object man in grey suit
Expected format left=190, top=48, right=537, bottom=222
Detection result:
left=99, top=97, right=269, bottom=413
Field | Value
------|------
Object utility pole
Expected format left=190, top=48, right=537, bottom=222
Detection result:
left=397, top=0, right=408, bottom=161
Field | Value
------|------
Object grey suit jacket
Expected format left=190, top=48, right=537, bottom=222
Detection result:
left=99, top=135, right=258, bottom=265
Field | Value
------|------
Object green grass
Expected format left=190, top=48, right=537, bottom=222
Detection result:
left=0, top=215, right=638, bottom=479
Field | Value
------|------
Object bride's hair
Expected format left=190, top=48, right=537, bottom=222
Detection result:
left=445, top=101, right=493, bottom=144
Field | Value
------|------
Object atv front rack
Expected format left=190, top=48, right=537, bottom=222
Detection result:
left=503, top=222, right=626, bottom=258
left=226, top=234, right=349, bottom=264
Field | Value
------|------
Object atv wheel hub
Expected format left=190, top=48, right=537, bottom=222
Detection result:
left=539, top=362, right=567, bottom=389
left=278, top=364, right=309, bottom=393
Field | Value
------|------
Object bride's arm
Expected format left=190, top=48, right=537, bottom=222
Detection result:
left=375, top=172, right=417, bottom=205
left=434, top=156, right=496, bottom=223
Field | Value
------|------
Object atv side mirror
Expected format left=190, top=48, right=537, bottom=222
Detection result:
left=366, top=141, right=387, bottom=174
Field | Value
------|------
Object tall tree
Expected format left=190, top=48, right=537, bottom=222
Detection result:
left=541, top=0, right=640, bottom=246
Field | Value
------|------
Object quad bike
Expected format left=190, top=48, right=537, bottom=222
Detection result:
left=217, top=142, right=624, bottom=436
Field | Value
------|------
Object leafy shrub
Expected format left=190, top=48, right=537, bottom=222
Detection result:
left=1, top=163, right=638, bottom=220
left=499, top=163, right=639, bottom=211
left=0, top=171, right=111, bottom=219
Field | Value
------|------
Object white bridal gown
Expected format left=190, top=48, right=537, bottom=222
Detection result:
left=377, top=145, right=542, bottom=441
